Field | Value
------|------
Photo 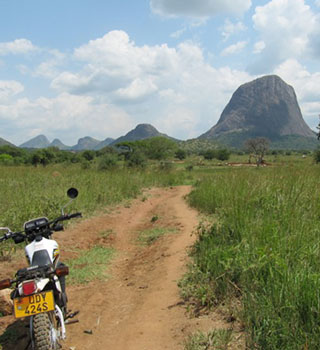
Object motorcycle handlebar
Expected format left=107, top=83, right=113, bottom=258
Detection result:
left=53, top=212, right=82, bottom=223
left=0, top=212, right=82, bottom=243
left=66, top=212, right=82, bottom=220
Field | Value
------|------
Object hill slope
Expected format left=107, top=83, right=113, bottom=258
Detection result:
left=20, top=135, right=50, bottom=148
left=112, top=124, right=173, bottom=145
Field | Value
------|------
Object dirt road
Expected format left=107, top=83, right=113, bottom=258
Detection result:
left=0, top=186, right=233, bottom=349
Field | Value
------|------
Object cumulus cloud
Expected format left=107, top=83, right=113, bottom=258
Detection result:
left=221, top=41, right=247, bottom=56
left=253, top=41, right=266, bottom=54
left=0, top=80, right=24, bottom=102
left=0, top=39, right=37, bottom=55
left=150, top=0, right=252, bottom=17
left=249, top=0, right=319, bottom=73
left=220, top=20, right=246, bottom=41
left=0, top=93, right=134, bottom=145
left=33, top=50, right=66, bottom=79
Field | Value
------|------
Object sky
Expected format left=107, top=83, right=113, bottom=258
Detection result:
left=1, top=0, right=320, bottom=146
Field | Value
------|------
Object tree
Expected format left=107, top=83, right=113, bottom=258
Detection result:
left=244, top=137, right=270, bottom=165
left=98, top=153, right=118, bottom=170
left=175, top=149, right=187, bottom=160
left=203, top=150, right=216, bottom=160
left=81, top=150, right=95, bottom=161
left=30, top=149, right=56, bottom=167
left=117, top=137, right=177, bottom=161
left=216, top=149, right=230, bottom=161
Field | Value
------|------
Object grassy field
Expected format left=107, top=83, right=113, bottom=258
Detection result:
left=1, top=158, right=320, bottom=349
left=185, top=163, right=320, bottom=349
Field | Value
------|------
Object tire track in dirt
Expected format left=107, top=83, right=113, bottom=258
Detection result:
left=1, top=186, right=236, bottom=350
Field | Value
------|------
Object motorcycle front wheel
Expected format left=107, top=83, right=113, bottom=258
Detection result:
left=33, top=312, right=61, bottom=350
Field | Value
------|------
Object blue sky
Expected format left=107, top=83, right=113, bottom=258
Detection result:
left=1, top=0, right=320, bottom=145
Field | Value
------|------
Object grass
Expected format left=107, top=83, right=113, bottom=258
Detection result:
left=67, top=246, right=115, bottom=285
left=0, top=326, right=19, bottom=349
left=185, top=164, right=320, bottom=349
left=184, top=330, right=233, bottom=350
left=137, top=227, right=177, bottom=245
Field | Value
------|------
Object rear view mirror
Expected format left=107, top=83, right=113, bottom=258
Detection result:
left=67, top=188, right=78, bottom=199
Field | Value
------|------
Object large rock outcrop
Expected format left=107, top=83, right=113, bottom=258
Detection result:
left=200, top=75, right=315, bottom=143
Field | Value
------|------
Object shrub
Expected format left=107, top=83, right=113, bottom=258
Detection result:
left=175, top=149, right=187, bottom=160
left=126, top=150, right=147, bottom=168
left=98, top=154, right=118, bottom=170
left=216, top=149, right=230, bottom=161
left=314, top=150, right=320, bottom=163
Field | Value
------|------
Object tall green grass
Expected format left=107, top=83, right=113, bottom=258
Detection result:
left=187, top=165, right=320, bottom=349
left=0, top=164, right=190, bottom=231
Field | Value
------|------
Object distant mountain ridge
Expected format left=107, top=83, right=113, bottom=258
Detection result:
left=18, top=124, right=174, bottom=151
left=199, top=75, right=316, bottom=149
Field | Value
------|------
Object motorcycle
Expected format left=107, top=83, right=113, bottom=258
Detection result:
left=0, top=188, right=81, bottom=350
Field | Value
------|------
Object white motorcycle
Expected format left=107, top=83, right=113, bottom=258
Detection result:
left=0, top=188, right=81, bottom=350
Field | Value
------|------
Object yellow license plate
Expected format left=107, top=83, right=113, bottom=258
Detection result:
left=13, top=291, right=55, bottom=318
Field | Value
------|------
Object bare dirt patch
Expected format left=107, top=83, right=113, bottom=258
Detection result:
left=0, top=186, right=242, bottom=349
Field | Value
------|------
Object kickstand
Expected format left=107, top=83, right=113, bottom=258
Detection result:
left=65, top=310, right=80, bottom=320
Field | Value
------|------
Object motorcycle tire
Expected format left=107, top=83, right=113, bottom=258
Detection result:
left=33, top=312, right=61, bottom=350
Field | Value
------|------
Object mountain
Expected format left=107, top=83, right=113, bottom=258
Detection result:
left=112, top=124, right=173, bottom=145
left=20, top=135, right=50, bottom=149
left=50, top=138, right=70, bottom=150
left=199, top=75, right=316, bottom=149
left=71, top=136, right=101, bottom=151
left=0, top=137, right=15, bottom=147
left=94, top=138, right=114, bottom=150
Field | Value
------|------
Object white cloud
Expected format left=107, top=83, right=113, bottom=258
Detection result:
left=315, top=0, right=320, bottom=7
left=0, top=39, right=37, bottom=55
left=250, top=0, right=319, bottom=73
left=253, top=41, right=266, bottom=54
left=0, top=93, right=134, bottom=145
left=170, top=27, right=186, bottom=39
left=150, top=0, right=252, bottom=17
left=0, top=80, right=24, bottom=102
left=115, top=78, right=158, bottom=102
left=221, top=41, right=247, bottom=56
left=1, top=30, right=256, bottom=142
left=33, top=50, right=66, bottom=79
left=220, top=19, right=246, bottom=41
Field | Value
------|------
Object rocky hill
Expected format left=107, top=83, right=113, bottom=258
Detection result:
left=20, top=135, right=50, bottom=149
left=50, top=138, right=70, bottom=150
left=94, top=138, right=114, bottom=150
left=0, top=137, right=15, bottom=147
left=111, top=124, right=172, bottom=145
left=199, top=75, right=316, bottom=149
left=71, top=136, right=101, bottom=151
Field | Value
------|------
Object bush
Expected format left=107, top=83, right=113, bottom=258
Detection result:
left=98, top=154, right=118, bottom=170
left=175, top=149, right=187, bottom=160
left=203, top=150, right=216, bottom=160
left=314, top=150, right=320, bottom=163
left=216, top=149, right=230, bottom=161
left=0, top=154, right=14, bottom=165
left=126, top=150, right=147, bottom=168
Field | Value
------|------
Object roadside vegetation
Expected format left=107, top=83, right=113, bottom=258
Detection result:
left=185, top=165, right=320, bottom=349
